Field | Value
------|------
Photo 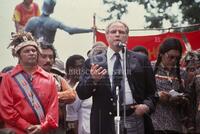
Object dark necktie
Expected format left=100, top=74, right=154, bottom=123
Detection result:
left=112, top=53, right=123, bottom=104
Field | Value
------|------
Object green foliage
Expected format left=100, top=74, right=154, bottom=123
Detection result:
left=102, top=0, right=200, bottom=28
left=102, top=0, right=128, bottom=21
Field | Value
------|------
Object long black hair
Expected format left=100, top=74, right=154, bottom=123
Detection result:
left=154, top=38, right=183, bottom=91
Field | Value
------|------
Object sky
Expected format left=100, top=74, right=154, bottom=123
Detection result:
left=0, top=0, right=161, bottom=70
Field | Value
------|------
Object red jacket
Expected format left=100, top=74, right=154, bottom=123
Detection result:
left=0, top=64, right=58, bottom=134
left=0, top=73, right=4, bottom=128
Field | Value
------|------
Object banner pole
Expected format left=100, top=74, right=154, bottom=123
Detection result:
left=93, top=13, right=96, bottom=45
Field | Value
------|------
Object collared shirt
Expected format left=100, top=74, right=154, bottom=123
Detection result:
left=107, top=47, right=134, bottom=105
left=0, top=64, right=58, bottom=134
left=65, top=81, right=92, bottom=134
left=66, top=82, right=80, bottom=121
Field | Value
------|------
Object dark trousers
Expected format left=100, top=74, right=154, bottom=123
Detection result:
left=118, top=114, right=144, bottom=134
left=154, top=130, right=181, bottom=134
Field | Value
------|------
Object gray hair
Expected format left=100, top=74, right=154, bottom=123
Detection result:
left=105, top=20, right=129, bottom=34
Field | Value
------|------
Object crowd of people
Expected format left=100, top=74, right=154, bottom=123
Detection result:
left=0, top=0, right=200, bottom=134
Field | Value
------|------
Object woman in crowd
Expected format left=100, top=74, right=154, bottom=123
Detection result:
left=151, top=38, right=190, bottom=134
left=183, top=50, right=200, bottom=133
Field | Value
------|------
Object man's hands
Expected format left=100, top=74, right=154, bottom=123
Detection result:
left=90, top=64, right=107, bottom=83
left=26, top=125, right=42, bottom=134
left=131, top=104, right=150, bottom=117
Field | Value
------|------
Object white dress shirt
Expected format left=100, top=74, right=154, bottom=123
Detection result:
left=107, top=47, right=134, bottom=105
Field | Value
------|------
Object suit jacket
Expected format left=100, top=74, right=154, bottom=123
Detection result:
left=76, top=50, right=158, bottom=134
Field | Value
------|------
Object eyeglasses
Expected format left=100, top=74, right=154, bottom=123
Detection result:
left=165, top=53, right=181, bottom=60
left=109, top=30, right=127, bottom=35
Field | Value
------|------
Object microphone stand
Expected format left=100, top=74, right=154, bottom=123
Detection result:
left=122, top=46, right=127, bottom=134
left=115, top=47, right=127, bottom=134
left=114, top=45, right=127, bottom=134
left=115, top=86, right=120, bottom=134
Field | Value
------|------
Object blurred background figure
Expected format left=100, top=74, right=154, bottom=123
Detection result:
left=132, top=45, right=149, bottom=57
left=51, top=58, right=66, bottom=77
left=13, top=0, right=40, bottom=32
left=87, top=41, right=107, bottom=57
left=182, top=49, right=200, bottom=133
left=87, top=41, right=107, bottom=66
left=65, top=55, right=85, bottom=134
left=38, top=43, right=76, bottom=134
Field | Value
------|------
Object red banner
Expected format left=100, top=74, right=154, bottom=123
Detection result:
left=96, top=30, right=200, bottom=60
left=184, top=30, right=200, bottom=50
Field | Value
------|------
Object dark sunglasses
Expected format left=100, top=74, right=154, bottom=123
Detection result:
left=165, top=53, right=181, bottom=60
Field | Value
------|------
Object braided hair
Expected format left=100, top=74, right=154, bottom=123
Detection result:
left=154, top=38, right=183, bottom=92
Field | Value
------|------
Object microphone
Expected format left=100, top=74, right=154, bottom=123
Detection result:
left=118, top=42, right=126, bottom=48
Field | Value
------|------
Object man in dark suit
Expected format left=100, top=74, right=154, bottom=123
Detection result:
left=76, top=21, right=158, bottom=134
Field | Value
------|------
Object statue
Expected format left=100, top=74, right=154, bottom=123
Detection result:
left=25, top=0, right=93, bottom=45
